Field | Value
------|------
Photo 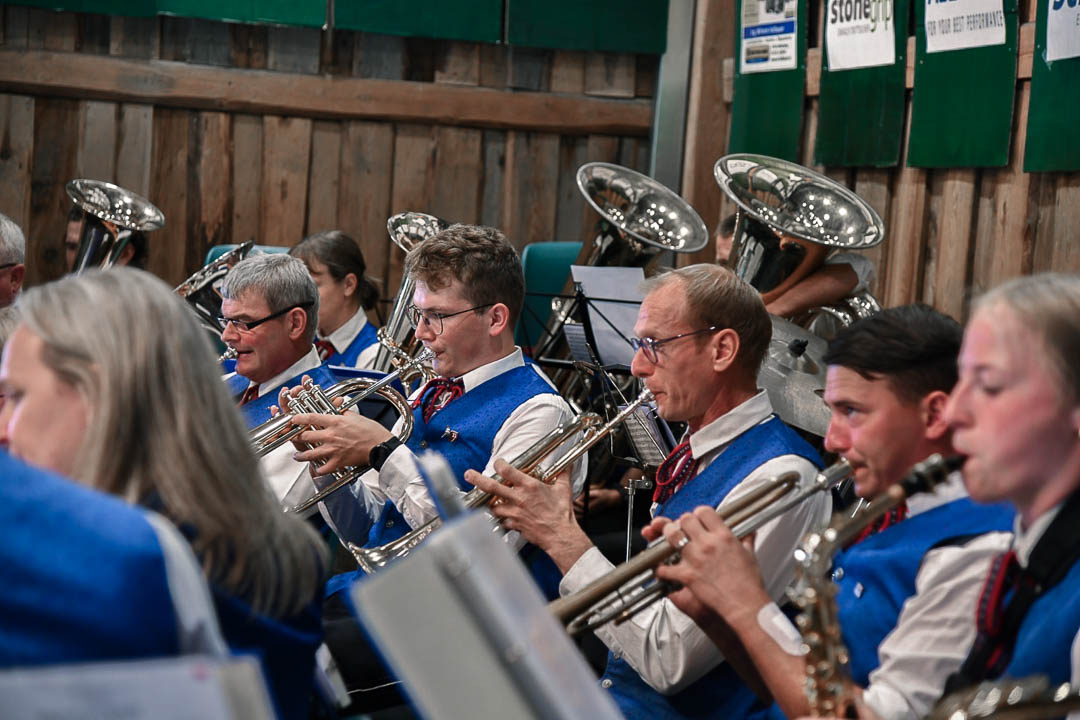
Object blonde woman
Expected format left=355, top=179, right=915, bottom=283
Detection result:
left=0, top=268, right=328, bottom=720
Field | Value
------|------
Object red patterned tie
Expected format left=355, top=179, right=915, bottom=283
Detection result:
left=653, top=440, right=698, bottom=505
left=412, top=377, right=465, bottom=422
left=973, top=549, right=1020, bottom=673
left=848, top=501, right=909, bottom=547
left=239, top=383, right=260, bottom=406
left=314, top=339, right=336, bottom=362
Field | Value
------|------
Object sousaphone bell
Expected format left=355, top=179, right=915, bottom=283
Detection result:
left=66, top=179, right=165, bottom=273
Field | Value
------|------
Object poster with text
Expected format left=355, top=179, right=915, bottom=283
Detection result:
left=925, top=0, right=1006, bottom=53
left=741, top=0, right=799, bottom=73
left=1047, top=0, right=1080, bottom=61
left=826, top=0, right=897, bottom=69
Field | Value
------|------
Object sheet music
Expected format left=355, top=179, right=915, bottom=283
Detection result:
left=569, top=266, right=645, bottom=368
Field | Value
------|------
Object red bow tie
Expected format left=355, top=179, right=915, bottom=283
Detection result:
left=413, top=377, right=465, bottom=422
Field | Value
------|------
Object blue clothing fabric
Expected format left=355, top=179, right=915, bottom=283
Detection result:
left=999, top=555, right=1080, bottom=683
left=323, top=320, right=379, bottom=367
left=211, top=588, right=323, bottom=720
left=603, top=417, right=822, bottom=720
left=758, top=497, right=1015, bottom=720
left=0, top=452, right=182, bottom=666
left=324, top=365, right=558, bottom=599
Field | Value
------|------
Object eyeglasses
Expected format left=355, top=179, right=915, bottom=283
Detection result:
left=0, top=263, right=17, bottom=271
left=218, top=302, right=313, bottom=333
left=630, top=326, right=720, bottom=364
left=407, top=303, right=494, bottom=336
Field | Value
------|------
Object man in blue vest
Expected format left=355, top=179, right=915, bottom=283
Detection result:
left=472, top=263, right=831, bottom=719
left=285, top=223, right=584, bottom=704
left=0, top=451, right=226, bottom=666
left=220, top=253, right=343, bottom=507
left=642, top=304, right=1015, bottom=718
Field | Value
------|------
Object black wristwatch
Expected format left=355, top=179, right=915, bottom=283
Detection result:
left=369, top=437, right=403, bottom=471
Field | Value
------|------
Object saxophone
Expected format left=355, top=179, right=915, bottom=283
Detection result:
left=929, top=676, right=1080, bottom=720
left=789, top=453, right=964, bottom=717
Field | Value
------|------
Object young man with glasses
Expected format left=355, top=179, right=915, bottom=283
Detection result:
left=220, top=253, right=342, bottom=505
left=470, top=263, right=830, bottom=719
left=284, top=224, right=583, bottom=708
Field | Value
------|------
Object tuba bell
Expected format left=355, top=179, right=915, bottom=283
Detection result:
left=66, top=179, right=165, bottom=273
left=370, top=212, right=449, bottom=386
left=175, top=241, right=255, bottom=341
left=713, top=154, right=885, bottom=338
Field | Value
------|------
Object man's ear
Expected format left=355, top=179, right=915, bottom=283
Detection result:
left=9, top=264, right=24, bottom=295
left=488, top=303, right=511, bottom=336
left=116, top=244, right=135, bottom=267
left=922, top=390, right=951, bottom=440
left=342, top=273, right=358, bottom=298
left=287, top=307, right=309, bottom=341
left=711, top=328, right=740, bottom=373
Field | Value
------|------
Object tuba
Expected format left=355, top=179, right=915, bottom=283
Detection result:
left=175, top=241, right=255, bottom=341
left=370, top=212, right=449, bottom=385
left=249, top=348, right=433, bottom=514
left=349, top=389, right=657, bottom=573
left=713, top=154, right=885, bottom=339
left=549, top=458, right=853, bottom=636
left=66, top=179, right=164, bottom=273
left=790, top=454, right=963, bottom=717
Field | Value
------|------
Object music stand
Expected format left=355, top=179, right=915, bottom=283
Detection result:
left=350, top=454, right=623, bottom=720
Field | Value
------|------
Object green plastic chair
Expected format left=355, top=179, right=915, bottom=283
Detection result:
left=203, top=243, right=289, bottom=266
left=515, top=241, right=582, bottom=351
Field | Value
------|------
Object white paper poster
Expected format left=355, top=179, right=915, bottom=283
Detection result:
left=1047, top=0, right=1080, bottom=61
left=925, top=0, right=1007, bottom=53
left=826, top=0, right=897, bottom=70
left=741, top=0, right=799, bottom=73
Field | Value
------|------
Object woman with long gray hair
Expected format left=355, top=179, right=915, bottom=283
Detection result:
left=0, top=267, right=328, bottom=720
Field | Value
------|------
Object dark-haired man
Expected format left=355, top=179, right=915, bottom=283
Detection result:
left=471, top=264, right=831, bottom=719
left=648, top=304, right=1015, bottom=719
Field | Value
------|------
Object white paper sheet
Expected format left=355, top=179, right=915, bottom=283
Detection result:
left=925, top=0, right=1007, bottom=53
left=826, top=0, right=897, bottom=70
left=741, top=0, right=800, bottom=73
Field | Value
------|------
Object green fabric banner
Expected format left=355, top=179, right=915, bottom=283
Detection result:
left=10, top=0, right=323, bottom=24
left=907, top=0, right=1018, bottom=168
left=335, top=0, right=501, bottom=43
left=729, top=0, right=808, bottom=161
left=507, top=0, right=669, bottom=54
left=1023, top=0, right=1080, bottom=172
left=814, top=0, right=909, bottom=166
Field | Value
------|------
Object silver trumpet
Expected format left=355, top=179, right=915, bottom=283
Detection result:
left=549, top=458, right=854, bottom=637
left=349, top=389, right=656, bottom=573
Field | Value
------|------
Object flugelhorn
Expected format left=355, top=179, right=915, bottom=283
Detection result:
left=791, top=453, right=963, bottom=718
left=549, top=458, right=853, bottom=636
left=929, top=676, right=1080, bottom=720
left=349, top=388, right=656, bottom=573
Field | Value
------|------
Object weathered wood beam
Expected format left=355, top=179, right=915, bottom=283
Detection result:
left=722, top=22, right=1035, bottom=102
left=0, top=48, right=652, bottom=136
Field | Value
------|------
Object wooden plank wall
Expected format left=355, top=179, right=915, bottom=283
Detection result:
left=681, top=0, right=1079, bottom=322
left=0, top=6, right=658, bottom=319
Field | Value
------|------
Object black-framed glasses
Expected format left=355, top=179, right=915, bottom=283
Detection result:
left=630, top=326, right=720, bottom=364
left=407, top=303, right=494, bottom=336
left=0, top=263, right=17, bottom=271
left=218, top=302, right=313, bottom=333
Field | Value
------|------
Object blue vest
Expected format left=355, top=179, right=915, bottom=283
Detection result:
left=999, top=557, right=1080, bottom=683
left=211, top=588, right=323, bottom=720
left=322, top=319, right=379, bottom=367
left=0, top=453, right=182, bottom=666
left=226, top=361, right=341, bottom=429
left=324, top=364, right=559, bottom=599
left=603, top=416, right=822, bottom=720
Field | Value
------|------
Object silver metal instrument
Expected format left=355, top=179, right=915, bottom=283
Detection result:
left=549, top=458, right=854, bottom=637
left=349, top=389, right=657, bottom=573
left=66, top=179, right=164, bottom=273
left=175, top=241, right=255, bottom=340
left=929, top=676, right=1080, bottom=720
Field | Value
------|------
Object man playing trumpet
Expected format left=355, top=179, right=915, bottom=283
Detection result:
left=645, top=305, right=1015, bottom=718
left=471, top=264, right=830, bottom=719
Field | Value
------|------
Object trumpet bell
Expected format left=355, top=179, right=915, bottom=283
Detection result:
left=577, top=162, right=709, bottom=256
left=66, top=179, right=165, bottom=273
left=713, top=154, right=884, bottom=295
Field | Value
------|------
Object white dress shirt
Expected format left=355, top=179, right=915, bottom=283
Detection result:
left=325, top=308, right=380, bottom=370
left=250, top=347, right=324, bottom=505
left=558, top=390, right=831, bottom=694
left=316, top=347, right=586, bottom=549
left=864, top=503, right=1063, bottom=720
